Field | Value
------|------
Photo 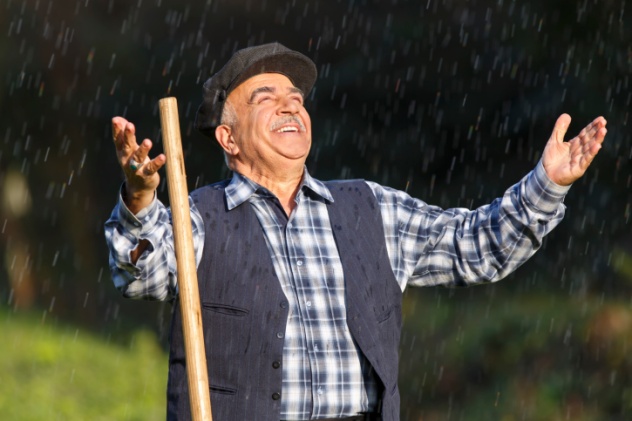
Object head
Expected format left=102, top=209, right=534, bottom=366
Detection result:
left=194, top=43, right=317, bottom=177
left=214, top=73, right=312, bottom=176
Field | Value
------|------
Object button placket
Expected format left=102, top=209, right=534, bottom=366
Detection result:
left=285, top=211, right=325, bottom=410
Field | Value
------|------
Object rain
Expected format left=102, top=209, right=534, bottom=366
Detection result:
left=1, top=0, right=631, bottom=419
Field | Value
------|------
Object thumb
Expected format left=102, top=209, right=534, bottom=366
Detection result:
left=551, top=113, right=572, bottom=143
left=143, top=154, right=166, bottom=175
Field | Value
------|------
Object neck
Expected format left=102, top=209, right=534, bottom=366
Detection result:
left=234, top=163, right=304, bottom=216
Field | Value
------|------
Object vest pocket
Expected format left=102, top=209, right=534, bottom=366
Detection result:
left=209, top=384, right=237, bottom=395
left=201, top=302, right=251, bottom=355
left=201, top=302, right=251, bottom=395
left=202, top=303, right=249, bottom=316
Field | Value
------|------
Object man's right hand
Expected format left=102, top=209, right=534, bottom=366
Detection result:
left=112, top=116, right=166, bottom=214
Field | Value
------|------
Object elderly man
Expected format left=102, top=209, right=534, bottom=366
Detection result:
left=105, top=43, right=607, bottom=421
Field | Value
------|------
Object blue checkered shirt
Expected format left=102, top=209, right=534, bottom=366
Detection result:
left=105, top=161, right=568, bottom=419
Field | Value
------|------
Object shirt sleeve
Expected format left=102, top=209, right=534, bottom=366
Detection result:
left=103, top=186, right=205, bottom=301
left=367, top=160, right=570, bottom=291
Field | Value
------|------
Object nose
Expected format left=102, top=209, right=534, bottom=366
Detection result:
left=278, top=95, right=300, bottom=114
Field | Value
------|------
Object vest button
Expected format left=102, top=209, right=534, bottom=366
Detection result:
left=272, top=360, right=281, bottom=369
left=276, top=332, right=284, bottom=339
left=280, top=301, right=288, bottom=309
left=272, top=392, right=281, bottom=400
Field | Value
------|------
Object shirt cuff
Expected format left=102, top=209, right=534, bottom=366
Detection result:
left=116, top=185, right=159, bottom=237
left=522, top=160, right=571, bottom=215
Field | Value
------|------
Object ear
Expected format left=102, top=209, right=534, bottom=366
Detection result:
left=215, top=125, right=238, bottom=156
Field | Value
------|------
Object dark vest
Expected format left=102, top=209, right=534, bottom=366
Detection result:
left=167, top=180, right=403, bottom=421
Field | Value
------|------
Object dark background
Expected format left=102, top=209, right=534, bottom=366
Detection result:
left=2, top=0, right=632, bottom=419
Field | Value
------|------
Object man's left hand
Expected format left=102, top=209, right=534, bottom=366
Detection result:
left=542, top=113, right=607, bottom=186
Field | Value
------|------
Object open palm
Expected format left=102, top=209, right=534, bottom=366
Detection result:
left=542, top=114, right=607, bottom=186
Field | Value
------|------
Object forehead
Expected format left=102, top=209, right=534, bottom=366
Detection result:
left=230, top=73, right=297, bottom=99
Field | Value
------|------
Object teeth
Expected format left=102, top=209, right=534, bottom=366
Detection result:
left=277, top=126, right=298, bottom=133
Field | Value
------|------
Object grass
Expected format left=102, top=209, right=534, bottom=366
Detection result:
left=1, top=308, right=167, bottom=421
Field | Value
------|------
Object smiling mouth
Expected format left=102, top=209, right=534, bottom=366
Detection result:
left=276, top=126, right=299, bottom=133
left=270, top=116, right=306, bottom=133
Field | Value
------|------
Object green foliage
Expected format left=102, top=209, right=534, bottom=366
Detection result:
left=399, top=287, right=632, bottom=420
left=0, top=308, right=167, bottom=421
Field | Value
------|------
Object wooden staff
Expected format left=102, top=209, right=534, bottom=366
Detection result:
left=159, top=97, right=213, bottom=421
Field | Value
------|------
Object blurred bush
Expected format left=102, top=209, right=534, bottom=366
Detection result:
left=399, top=285, right=632, bottom=420
left=1, top=307, right=167, bottom=420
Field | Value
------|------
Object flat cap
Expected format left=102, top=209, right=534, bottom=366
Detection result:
left=194, top=42, right=317, bottom=138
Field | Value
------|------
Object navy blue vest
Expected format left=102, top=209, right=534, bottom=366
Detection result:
left=167, top=180, right=403, bottom=420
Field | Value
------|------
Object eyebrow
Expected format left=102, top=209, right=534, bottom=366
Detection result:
left=248, top=86, right=304, bottom=103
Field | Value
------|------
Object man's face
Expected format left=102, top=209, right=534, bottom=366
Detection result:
left=222, top=73, right=312, bottom=176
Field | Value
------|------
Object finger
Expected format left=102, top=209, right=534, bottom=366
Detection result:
left=134, top=139, right=153, bottom=164
left=594, top=126, right=607, bottom=145
left=593, top=116, right=607, bottom=128
left=579, top=128, right=606, bottom=162
left=142, top=154, right=166, bottom=175
left=122, top=122, right=138, bottom=151
left=580, top=124, right=607, bottom=150
left=112, top=117, right=129, bottom=150
left=582, top=120, right=602, bottom=140
left=586, top=116, right=608, bottom=137
left=112, top=116, right=127, bottom=136
left=551, top=113, right=572, bottom=144
left=127, top=139, right=156, bottom=174
left=576, top=128, right=594, bottom=148
left=574, top=118, right=604, bottom=149
left=580, top=142, right=602, bottom=169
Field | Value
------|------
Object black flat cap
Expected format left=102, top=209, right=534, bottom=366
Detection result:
left=194, top=42, right=317, bottom=138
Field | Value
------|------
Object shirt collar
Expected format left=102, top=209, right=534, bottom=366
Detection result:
left=224, top=167, right=334, bottom=210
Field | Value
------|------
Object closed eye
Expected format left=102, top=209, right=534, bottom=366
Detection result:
left=249, top=86, right=304, bottom=105
left=249, top=86, right=275, bottom=104
left=256, top=95, right=274, bottom=104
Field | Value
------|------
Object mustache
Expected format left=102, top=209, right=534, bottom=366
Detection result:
left=270, top=115, right=306, bottom=132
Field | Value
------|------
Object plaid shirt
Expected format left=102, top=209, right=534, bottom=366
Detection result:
left=105, top=162, right=568, bottom=419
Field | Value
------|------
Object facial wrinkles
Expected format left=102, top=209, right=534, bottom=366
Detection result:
left=269, top=115, right=306, bottom=133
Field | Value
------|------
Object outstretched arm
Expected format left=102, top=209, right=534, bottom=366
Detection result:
left=106, top=117, right=205, bottom=300
left=370, top=115, right=608, bottom=290
left=542, top=114, right=607, bottom=186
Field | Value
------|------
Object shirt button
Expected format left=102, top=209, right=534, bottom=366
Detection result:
left=314, top=345, right=319, bottom=352
left=317, top=387, right=324, bottom=395
left=272, top=392, right=281, bottom=400
left=276, top=332, right=284, bottom=339
left=296, top=259, right=304, bottom=266
left=272, top=360, right=281, bottom=369
left=306, top=301, right=312, bottom=307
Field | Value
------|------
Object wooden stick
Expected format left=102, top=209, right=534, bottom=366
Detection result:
left=159, top=97, right=213, bottom=421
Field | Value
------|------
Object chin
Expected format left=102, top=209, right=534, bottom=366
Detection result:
left=279, top=141, right=310, bottom=156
